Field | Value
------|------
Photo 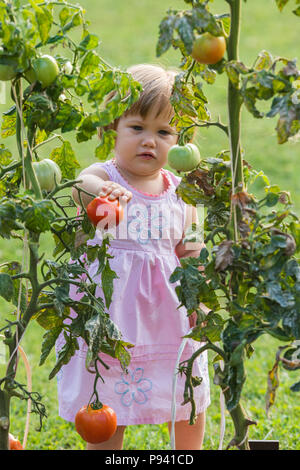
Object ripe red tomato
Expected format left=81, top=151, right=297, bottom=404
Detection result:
left=191, top=32, right=226, bottom=65
left=9, top=433, right=23, bottom=450
left=75, top=404, right=117, bottom=444
left=86, top=196, right=124, bottom=229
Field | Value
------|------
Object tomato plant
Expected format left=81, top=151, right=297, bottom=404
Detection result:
left=0, top=0, right=139, bottom=451
left=33, top=159, right=62, bottom=192
left=86, top=196, right=124, bottom=229
left=167, top=143, right=201, bottom=172
left=157, top=0, right=300, bottom=450
left=191, top=33, right=226, bottom=65
left=75, top=403, right=117, bottom=444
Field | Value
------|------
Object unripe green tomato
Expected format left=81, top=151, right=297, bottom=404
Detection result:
left=32, top=55, right=59, bottom=88
left=33, top=158, right=62, bottom=191
left=167, top=143, right=201, bottom=172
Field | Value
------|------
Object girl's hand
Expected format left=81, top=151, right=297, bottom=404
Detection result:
left=99, top=181, right=133, bottom=203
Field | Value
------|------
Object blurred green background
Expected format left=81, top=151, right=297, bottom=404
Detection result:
left=0, top=0, right=299, bottom=450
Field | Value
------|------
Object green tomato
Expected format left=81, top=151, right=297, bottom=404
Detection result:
left=167, top=143, right=201, bottom=172
left=33, top=158, right=62, bottom=192
left=32, top=55, right=59, bottom=88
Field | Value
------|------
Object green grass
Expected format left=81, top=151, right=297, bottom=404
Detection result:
left=6, top=320, right=300, bottom=450
left=1, top=0, right=300, bottom=451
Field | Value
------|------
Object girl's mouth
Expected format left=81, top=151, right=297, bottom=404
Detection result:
left=137, top=153, right=155, bottom=159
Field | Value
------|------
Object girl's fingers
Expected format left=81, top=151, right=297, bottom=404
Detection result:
left=99, top=183, right=132, bottom=202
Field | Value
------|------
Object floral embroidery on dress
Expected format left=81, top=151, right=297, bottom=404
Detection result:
left=114, top=367, right=152, bottom=407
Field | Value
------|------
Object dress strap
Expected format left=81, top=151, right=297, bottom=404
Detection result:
left=95, top=159, right=125, bottom=185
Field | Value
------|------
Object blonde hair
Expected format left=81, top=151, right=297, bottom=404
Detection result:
left=125, top=64, right=176, bottom=119
left=98, top=64, right=177, bottom=137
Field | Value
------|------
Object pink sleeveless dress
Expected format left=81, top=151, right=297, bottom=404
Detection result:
left=56, top=159, right=210, bottom=425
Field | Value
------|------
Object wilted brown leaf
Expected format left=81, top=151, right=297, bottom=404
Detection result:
left=215, top=240, right=234, bottom=271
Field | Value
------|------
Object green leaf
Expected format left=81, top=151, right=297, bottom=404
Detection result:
left=106, top=316, right=122, bottom=341
left=1, top=112, right=17, bottom=138
left=101, top=257, right=118, bottom=309
left=275, top=0, right=289, bottom=11
left=49, top=332, right=79, bottom=379
left=54, top=102, right=83, bottom=134
left=293, top=6, right=300, bottom=16
left=187, top=312, right=224, bottom=342
left=267, top=327, right=291, bottom=342
left=266, top=360, right=280, bottom=416
left=191, top=5, right=222, bottom=36
left=79, top=50, right=101, bottom=78
left=290, top=381, right=300, bottom=392
left=30, top=1, right=52, bottom=44
left=79, top=33, right=99, bottom=51
left=156, top=13, right=176, bottom=57
left=76, top=113, right=100, bottom=142
left=59, top=6, right=72, bottom=27
left=115, top=341, right=132, bottom=371
left=265, top=192, right=279, bottom=207
left=50, top=140, right=80, bottom=180
left=0, top=199, right=23, bottom=238
left=265, top=281, right=295, bottom=308
left=254, top=50, right=273, bottom=71
left=95, top=130, right=117, bottom=161
left=33, top=292, right=65, bottom=330
left=225, top=61, right=249, bottom=88
left=87, top=70, right=115, bottom=103
left=39, top=326, right=62, bottom=366
left=177, top=15, right=194, bottom=55
left=0, top=272, right=14, bottom=302
left=23, top=200, right=55, bottom=234
left=84, top=313, right=104, bottom=366
left=289, top=222, right=300, bottom=253
left=0, top=144, right=13, bottom=165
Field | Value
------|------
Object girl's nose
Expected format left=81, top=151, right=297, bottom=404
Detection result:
left=141, top=133, right=156, bottom=147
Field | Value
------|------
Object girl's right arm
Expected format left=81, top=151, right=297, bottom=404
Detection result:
left=72, top=163, right=132, bottom=208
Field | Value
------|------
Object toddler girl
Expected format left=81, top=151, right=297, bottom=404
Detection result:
left=56, top=64, right=210, bottom=450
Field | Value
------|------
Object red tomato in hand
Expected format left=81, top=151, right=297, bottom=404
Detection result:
left=9, top=433, right=23, bottom=450
left=75, top=404, right=117, bottom=444
left=86, top=196, right=124, bottom=230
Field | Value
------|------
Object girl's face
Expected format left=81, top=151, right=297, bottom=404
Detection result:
left=114, top=104, right=178, bottom=178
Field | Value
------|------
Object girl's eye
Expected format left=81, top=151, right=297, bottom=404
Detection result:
left=131, top=125, right=142, bottom=131
left=159, top=130, right=171, bottom=136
